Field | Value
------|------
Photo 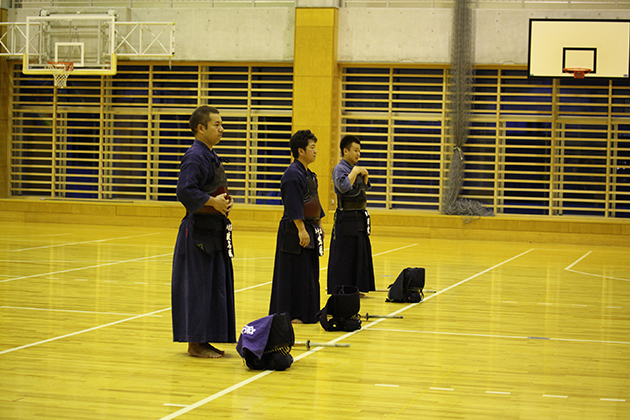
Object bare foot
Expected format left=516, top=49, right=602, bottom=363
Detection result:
left=188, top=342, right=223, bottom=358
left=203, top=343, right=225, bottom=356
left=291, top=319, right=303, bottom=324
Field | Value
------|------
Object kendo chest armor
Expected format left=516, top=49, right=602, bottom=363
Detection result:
left=202, top=162, right=229, bottom=201
left=193, top=161, right=234, bottom=258
left=195, top=162, right=230, bottom=215
left=337, top=175, right=367, bottom=211
left=302, top=174, right=321, bottom=221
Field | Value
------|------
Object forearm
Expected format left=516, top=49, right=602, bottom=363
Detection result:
left=347, top=166, right=362, bottom=186
left=294, top=218, right=306, bottom=233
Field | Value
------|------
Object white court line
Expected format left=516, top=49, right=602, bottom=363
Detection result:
left=235, top=281, right=272, bottom=293
left=158, top=371, right=275, bottom=420
left=10, top=232, right=163, bottom=252
left=0, top=308, right=171, bottom=356
left=0, top=253, right=172, bottom=283
left=159, top=247, right=532, bottom=420
left=0, top=305, right=163, bottom=317
left=0, top=273, right=271, bottom=356
left=565, top=251, right=592, bottom=271
left=565, top=269, right=630, bottom=282
left=319, top=243, right=418, bottom=271
left=0, top=232, right=72, bottom=239
left=0, top=259, right=141, bottom=263
left=365, top=328, right=630, bottom=346
left=486, top=391, right=511, bottom=395
left=367, top=328, right=527, bottom=341
left=232, top=256, right=274, bottom=261
left=372, top=243, right=418, bottom=257
left=417, top=248, right=534, bottom=305
left=564, top=251, right=630, bottom=282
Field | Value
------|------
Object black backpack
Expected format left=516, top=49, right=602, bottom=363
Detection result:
left=386, top=268, right=425, bottom=303
left=317, top=285, right=362, bottom=332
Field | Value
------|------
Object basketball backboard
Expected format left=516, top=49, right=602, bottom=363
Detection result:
left=528, top=19, right=630, bottom=79
left=23, top=13, right=117, bottom=75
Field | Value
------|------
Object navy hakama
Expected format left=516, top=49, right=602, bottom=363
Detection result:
left=268, top=160, right=324, bottom=324
left=171, top=140, right=236, bottom=343
left=327, top=159, right=376, bottom=294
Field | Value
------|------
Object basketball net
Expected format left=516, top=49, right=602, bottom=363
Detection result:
left=47, top=62, right=74, bottom=88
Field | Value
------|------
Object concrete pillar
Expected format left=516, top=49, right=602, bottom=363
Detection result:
left=292, top=3, right=339, bottom=216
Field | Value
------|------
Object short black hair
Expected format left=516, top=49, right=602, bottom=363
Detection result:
left=340, top=135, right=360, bottom=155
left=189, top=105, right=220, bottom=135
left=290, top=130, right=317, bottom=159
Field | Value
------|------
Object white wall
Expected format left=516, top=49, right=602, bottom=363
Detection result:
left=8, top=7, right=296, bottom=62
left=338, top=9, right=630, bottom=64
left=9, top=7, right=630, bottom=65
left=134, top=8, right=295, bottom=62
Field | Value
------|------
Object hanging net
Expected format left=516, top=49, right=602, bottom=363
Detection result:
left=47, top=62, right=74, bottom=89
left=442, top=0, right=493, bottom=219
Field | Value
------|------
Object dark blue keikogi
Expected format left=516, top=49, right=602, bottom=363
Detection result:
left=171, top=140, right=236, bottom=343
left=327, top=158, right=375, bottom=294
left=268, top=160, right=325, bottom=324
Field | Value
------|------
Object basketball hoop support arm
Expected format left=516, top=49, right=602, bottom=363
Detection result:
left=22, top=52, right=118, bottom=76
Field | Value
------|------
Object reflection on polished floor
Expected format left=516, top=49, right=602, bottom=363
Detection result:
left=0, top=221, right=629, bottom=419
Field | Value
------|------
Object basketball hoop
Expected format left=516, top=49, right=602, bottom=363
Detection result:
left=563, top=67, right=592, bottom=79
left=47, top=61, right=74, bottom=88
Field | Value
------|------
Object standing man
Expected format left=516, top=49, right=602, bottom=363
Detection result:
left=269, top=130, right=325, bottom=324
left=171, top=105, right=236, bottom=358
left=327, top=135, right=375, bottom=297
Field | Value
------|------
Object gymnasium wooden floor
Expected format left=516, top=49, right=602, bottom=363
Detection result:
left=0, top=220, right=629, bottom=419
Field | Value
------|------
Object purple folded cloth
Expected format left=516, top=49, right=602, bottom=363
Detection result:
left=236, top=314, right=275, bottom=359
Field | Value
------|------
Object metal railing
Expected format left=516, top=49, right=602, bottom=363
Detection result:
left=341, top=0, right=630, bottom=8
left=0, top=21, right=175, bottom=59
left=11, top=0, right=297, bottom=8
left=10, top=0, right=630, bottom=8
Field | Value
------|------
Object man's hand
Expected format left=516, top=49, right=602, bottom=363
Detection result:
left=294, top=219, right=310, bottom=247
left=360, top=167, right=369, bottom=183
left=207, top=193, right=233, bottom=216
left=349, top=166, right=369, bottom=186
left=298, top=228, right=310, bottom=247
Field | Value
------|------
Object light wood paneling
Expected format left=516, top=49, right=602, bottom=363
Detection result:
left=2, top=198, right=630, bottom=245
left=8, top=62, right=294, bottom=205
left=0, top=221, right=628, bottom=419
left=6, top=60, right=630, bottom=218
